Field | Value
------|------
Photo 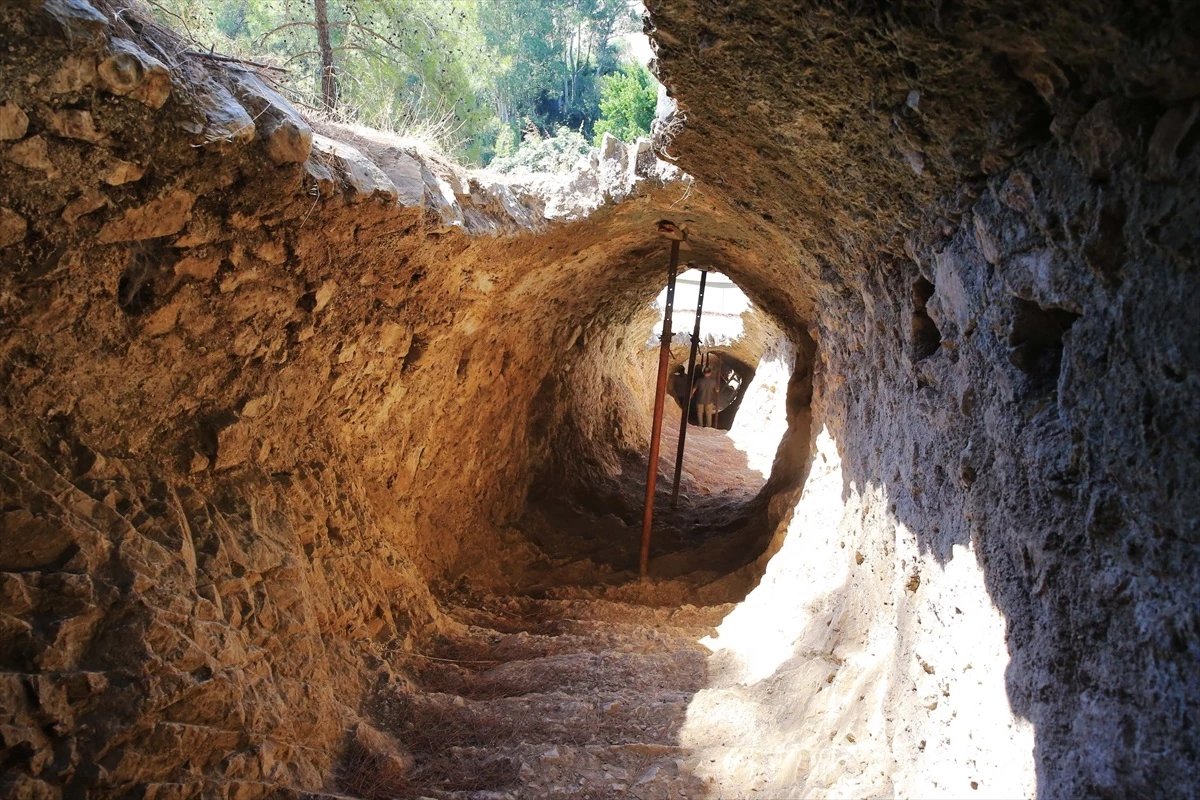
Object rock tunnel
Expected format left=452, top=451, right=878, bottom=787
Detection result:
left=1, top=0, right=1198, bottom=798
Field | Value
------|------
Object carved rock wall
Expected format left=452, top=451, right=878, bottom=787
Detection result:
left=650, top=0, right=1199, bottom=795
left=0, top=2, right=803, bottom=795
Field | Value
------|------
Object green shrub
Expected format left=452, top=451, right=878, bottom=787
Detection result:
left=592, top=63, right=657, bottom=145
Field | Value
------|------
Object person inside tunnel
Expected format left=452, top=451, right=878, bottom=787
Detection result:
left=692, top=366, right=719, bottom=427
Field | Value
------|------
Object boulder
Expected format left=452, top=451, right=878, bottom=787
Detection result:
left=228, top=70, right=313, bottom=165
left=42, top=0, right=109, bottom=41
left=98, top=188, right=196, bottom=242
left=310, top=134, right=397, bottom=203
left=0, top=102, right=29, bottom=140
left=0, top=208, right=27, bottom=247
left=97, top=39, right=172, bottom=109
left=180, top=81, right=256, bottom=151
left=377, top=150, right=425, bottom=206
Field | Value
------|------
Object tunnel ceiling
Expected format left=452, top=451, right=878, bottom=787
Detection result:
left=646, top=0, right=1199, bottom=304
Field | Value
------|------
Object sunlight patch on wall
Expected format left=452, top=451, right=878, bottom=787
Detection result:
left=725, top=350, right=792, bottom=478
left=681, top=425, right=1036, bottom=798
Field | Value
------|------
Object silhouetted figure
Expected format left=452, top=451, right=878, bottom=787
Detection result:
left=692, top=367, right=719, bottom=428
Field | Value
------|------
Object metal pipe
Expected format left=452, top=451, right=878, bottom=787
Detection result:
left=670, top=268, right=707, bottom=508
left=714, top=353, right=722, bottom=429
left=640, top=238, right=680, bottom=577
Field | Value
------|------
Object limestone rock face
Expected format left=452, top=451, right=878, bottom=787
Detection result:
left=228, top=70, right=312, bottom=165
left=311, top=134, right=398, bottom=202
left=96, top=38, right=172, bottom=108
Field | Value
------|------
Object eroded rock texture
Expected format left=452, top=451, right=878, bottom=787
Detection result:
left=649, top=0, right=1200, bottom=795
left=0, top=0, right=1197, bottom=797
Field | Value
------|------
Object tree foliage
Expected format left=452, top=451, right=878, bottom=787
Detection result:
left=145, top=0, right=656, bottom=168
left=592, top=63, right=656, bottom=144
left=488, top=125, right=590, bottom=173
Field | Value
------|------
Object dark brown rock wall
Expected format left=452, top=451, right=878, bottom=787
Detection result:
left=651, top=0, right=1199, bottom=795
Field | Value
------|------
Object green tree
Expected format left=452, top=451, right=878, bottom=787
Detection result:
left=592, top=63, right=656, bottom=144
left=143, top=0, right=647, bottom=164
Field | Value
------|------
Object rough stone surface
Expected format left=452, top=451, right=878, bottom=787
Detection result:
left=0, top=207, right=27, bottom=247
left=101, top=157, right=145, bottom=185
left=0, top=101, right=29, bottom=140
left=6, top=135, right=58, bottom=176
left=0, top=0, right=1196, bottom=799
left=228, top=70, right=312, bottom=165
left=97, top=187, right=195, bottom=242
left=96, top=38, right=172, bottom=109
left=648, top=1, right=1200, bottom=796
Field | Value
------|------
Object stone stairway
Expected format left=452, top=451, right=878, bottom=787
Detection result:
left=356, top=590, right=731, bottom=799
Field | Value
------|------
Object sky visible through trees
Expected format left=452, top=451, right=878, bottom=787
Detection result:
left=149, top=0, right=661, bottom=168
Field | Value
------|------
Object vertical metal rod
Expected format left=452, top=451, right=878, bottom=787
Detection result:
left=640, top=239, right=680, bottom=577
left=670, top=269, right=707, bottom=509
left=714, top=353, right=722, bottom=429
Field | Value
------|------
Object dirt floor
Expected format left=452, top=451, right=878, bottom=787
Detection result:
left=362, top=588, right=730, bottom=799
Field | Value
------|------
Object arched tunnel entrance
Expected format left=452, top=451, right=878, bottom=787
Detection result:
left=0, top=2, right=1196, bottom=799
left=517, top=240, right=815, bottom=587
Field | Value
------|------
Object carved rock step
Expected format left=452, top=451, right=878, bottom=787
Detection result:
left=413, top=742, right=704, bottom=800
left=430, top=619, right=713, bottom=662
left=446, top=594, right=731, bottom=632
left=378, top=688, right=694, bottom=750
left=411, top=648, right=708, bottom=700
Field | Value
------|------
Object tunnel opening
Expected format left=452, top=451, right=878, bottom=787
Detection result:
left=500, top=241, right=818, bottom=593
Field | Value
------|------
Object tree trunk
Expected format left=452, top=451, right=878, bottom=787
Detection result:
left=313, top=0, right=337, bottom=112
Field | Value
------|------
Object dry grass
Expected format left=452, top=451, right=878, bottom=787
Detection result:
left=337, top=739, right=417, bottom=800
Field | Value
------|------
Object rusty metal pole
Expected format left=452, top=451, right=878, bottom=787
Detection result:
left=670, top=268, right=707, bottom=509
left=714, top=353, right=722, bottom=429
left=640, top=237, right=681, bottom=577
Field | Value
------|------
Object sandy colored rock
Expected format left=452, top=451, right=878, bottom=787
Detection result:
left=6, top=135, right=58, bottom=176
left=48, top=55, right=97, bottom=94
left=61, top=187, right=107, bottom=223
left=0, top=102, right=29, bottom=140
left=174, top=252, right=222, bottom=280
left=143, top=301, right=179, bottom=336
left=96, top=38, right=171, bottom=109
left=44, top=108, right=105, bottom=143
left=98, top=188, right=195, bottom=242
left=101, top=158, right=145, bottom=185
left=0, top=207, right=27, bottom=247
